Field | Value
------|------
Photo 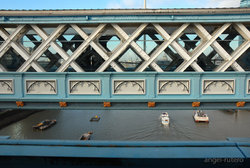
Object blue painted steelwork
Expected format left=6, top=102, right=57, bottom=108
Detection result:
left=0, top=72, right=249, bottom=109
left=0, top=9, right=250, bottom=24
left=0, top=14, right=250, bottom=24
left=0, top=72, right=249, bottom=101
left=0, top=137, right=249, bottom=167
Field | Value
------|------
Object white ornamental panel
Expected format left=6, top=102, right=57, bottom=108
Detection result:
left=26, top=80, right=57, bottom=94
left=158, top=79, right=190, bottom=94
left=69, top=80, right=101, bottom=95
left=202, top=79, right=235, bottom=94
left=113, top=80, right=145, bottom=95
left=0, top=79, right=14, bottom=94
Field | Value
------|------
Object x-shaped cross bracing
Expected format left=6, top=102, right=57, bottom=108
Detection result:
left=0, top=23, right=249, bottom=72
left=214, top=23, right=250, bottom=72
left=194, top=23, right=245, bottom=72
left=31, top=25, right=84, bottom=72
left=96, top=24, right=150, bottom=72
left=136, top=23, right=204, bottom=72
left=174, top=23, right=231, bottom=72
left=0, top=25, right=45, bottom=72
left=70, top=24, right=124, bottom=72
left=17, top=24, right=68, bottom=72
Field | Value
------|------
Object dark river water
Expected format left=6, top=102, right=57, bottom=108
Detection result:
left=0, top=109, right=249, bottom=141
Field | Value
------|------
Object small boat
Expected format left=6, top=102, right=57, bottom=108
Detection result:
left=160, top=112, right=169, bottom=118
left=80, top=132, right=93, bottom=140
left=193, top=110, right=209, bottom=123
left=160, top=112, right=170, bottom=125
left=33, top=119, right=56, bottom=130
left=90, top=115, right=100, bottom=122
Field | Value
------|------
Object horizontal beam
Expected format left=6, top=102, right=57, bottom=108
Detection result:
left=0, top=72, right=249, bottom=110
left=1, top=8, right=250, bottom=16
left=0, top=138, right=249, bottom=158
left=1, top=14, right=250, bottom=24
left=0, top=138, right=249, bottom=168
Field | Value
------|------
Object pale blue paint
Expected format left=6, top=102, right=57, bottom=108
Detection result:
left=1, top=14, right=250, bottom=24
left=0, top=138, right=249, bottom=158
left=0, top=72, right=249, bottom=105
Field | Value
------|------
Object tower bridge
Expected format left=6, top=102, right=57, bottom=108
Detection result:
left=0, top=3, right=250, bottom=167
left=0, top=8, right=250, bottom=110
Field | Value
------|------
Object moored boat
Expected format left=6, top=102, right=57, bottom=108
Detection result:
left=33, top=119, right=56, bottom=130
left=193, top=110, right=209, bottom=123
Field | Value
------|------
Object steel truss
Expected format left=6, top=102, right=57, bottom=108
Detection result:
left=0, top=23, right=249, bottom=72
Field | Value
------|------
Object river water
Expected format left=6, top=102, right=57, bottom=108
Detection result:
left=0, top=109, right=249, bottom=141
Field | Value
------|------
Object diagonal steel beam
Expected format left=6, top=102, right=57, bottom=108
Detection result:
left=71, top=24, right=123, bottom=72
left=17, top=24, right=67, bottom=72
left=194, top=23, right=244, bottom=72
left=0, top=25, right=27, bottom=58
left=136, top=24, right=189, bottom=72
left=233, top=23, right=250, bottom=40
left=31, top=25, right=84, bottom=72
left=153, top=24, right=204, bottom=72
left=215, top=40, right=250, bottom=72
left=96, top=24, right=147, bottom=72
left=175, top=23, right=231, bottom=72
left=112, top=24, right=163, bottom=72
left=0, top=27, right=45, bottom=72
left=0, top=64, right=7, bottom=72
left=56, top=24, right=106, bottom=72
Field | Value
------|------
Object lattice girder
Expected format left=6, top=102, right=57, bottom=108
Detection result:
left=0, top=23, right=249, bottom=72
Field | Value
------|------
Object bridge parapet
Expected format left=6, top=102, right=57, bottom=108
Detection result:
left=0, top=72, right=249, bottom=109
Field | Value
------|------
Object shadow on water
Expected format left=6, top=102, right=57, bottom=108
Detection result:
left=0, top=109, right=249, bottom=141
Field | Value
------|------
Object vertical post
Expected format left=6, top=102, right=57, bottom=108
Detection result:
left=144, top=0, right=146, bottom=9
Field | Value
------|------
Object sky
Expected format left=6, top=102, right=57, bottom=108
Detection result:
left=0, top=0, right=241, bottom=10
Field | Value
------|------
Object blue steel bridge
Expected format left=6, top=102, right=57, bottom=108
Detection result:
left=0, top=3, right=250, bottom=167
left=0, top=7, right=250, bottom=110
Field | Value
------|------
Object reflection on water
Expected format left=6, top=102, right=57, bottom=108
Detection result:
left=0, top=109, right=249, bottom=141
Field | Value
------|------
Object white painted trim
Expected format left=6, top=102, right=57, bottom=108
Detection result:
left=202, top=79, right=235, bottom=95
left=0, top=79, right=14, bottom=94
left=25, top=79, right=57, bottom=95
left=157, top=79, right=190, bottom=95
left=112, top=79, right=146, bottom=95
left=68, top=79, right=101, bottom=95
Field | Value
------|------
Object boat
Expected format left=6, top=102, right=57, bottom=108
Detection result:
left=160, top=112, right=169, bottom=118
left=90, top=115, right=100, bottom=122
left=160, top=112, right=170, bottom=125
left=193, top=110, right=209, bottom=123
left=33, top=119, right=56, bottom=130
left=80, top=132, right=93, bottom=140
